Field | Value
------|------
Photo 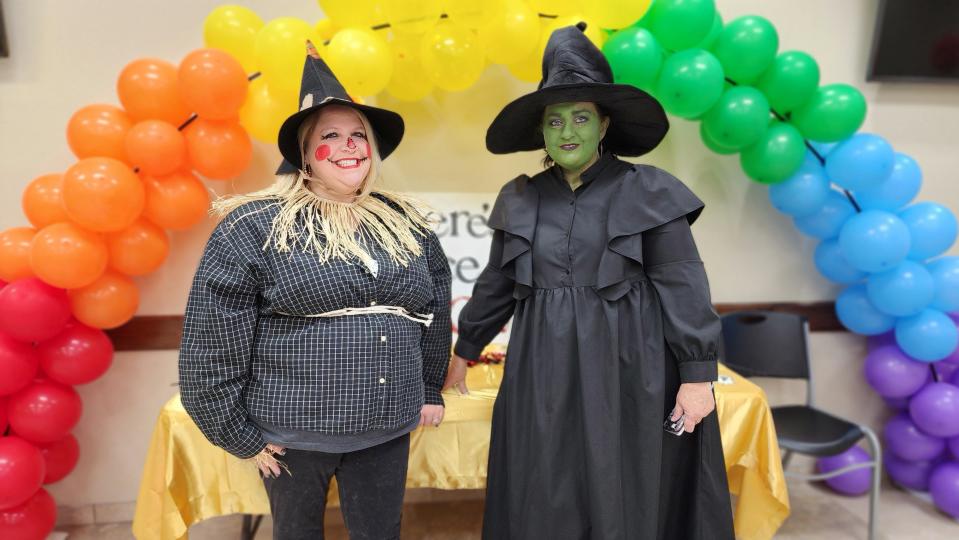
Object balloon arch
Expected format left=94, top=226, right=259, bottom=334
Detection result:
left=1, top=1, right=958, bottom=536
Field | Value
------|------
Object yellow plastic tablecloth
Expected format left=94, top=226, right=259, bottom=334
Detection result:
left=132, top=364, right=788, bottom=540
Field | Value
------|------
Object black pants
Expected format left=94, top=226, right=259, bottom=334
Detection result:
left=262, top=433, right=410, bottom=540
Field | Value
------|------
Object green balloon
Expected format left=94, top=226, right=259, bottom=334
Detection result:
left=702, top=86, right=770, bottom=150
left=711, top=15, right=778, bottom=84
left=739, top=122, right=806, bottom=184
left=700, top=121, right=737, bottom=155
left=790, top=83, right=866, bottom=142
left=655, top=49, right=725, bottom=119
left=756, top=51, right=820, bottom=113
left=603, top=27, right=664, bottom=93
left=645, top=0, right=716, bottom=51
left=694, top=11, right=724, bottom=50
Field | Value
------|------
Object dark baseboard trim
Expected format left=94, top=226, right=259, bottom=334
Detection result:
left=105, top=302, right=841, bottom=352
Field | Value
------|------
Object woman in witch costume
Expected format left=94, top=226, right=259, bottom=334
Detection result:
left=178, top=44, right=451, bottom=540
left=445, top=25, right=735, bottom=539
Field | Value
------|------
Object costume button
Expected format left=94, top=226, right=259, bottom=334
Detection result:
left=370, top=301, right=377, bottom=306
left=379, top=378, right=386, bottom=384
left=381, top=335, right=387, bottom=342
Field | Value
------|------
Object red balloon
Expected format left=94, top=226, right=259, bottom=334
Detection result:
left=0, top=436, right=45, bottom=510
left=37, top=322, right=113, bottom=385
left=8, top=382, right=82, bottom=444
left=0, top=398, right=7, bottom=433
left=0, top=334, right=38, bottom=396
left=37, top=434, right=79, bottom=484
left=0, top=487, right=56, bottom=540
left=0, top=278, right=71, bottom=343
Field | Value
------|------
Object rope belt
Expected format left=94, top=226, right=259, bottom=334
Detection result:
left=275, top=305, right=434, bottom=327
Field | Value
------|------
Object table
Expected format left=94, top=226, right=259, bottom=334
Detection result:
left=132, top=363, right=789, bottom=540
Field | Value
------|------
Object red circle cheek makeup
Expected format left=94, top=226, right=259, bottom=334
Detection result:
left=314, top=144, right=331, bottom=161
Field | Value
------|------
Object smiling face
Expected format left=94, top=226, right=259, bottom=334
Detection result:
left=303, top=105, right=374, bottom=198
left=542, top=101, right=609, bottom=173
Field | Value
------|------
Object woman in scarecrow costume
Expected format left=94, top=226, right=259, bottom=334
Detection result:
left=178, top=44, right=451, bottom=540
left=446, top=25, right=735, bottom=539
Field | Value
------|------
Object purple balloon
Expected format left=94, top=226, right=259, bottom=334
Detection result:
left=868, top=332, right=896, bottom=351
left=935, top=362, right=959, bottom=382
left=953, top=368, right=959, bottom=386
left=930, top=462, right=959, bottom=519
left=884, top=452, right=942, bottom=491
left=864, top=345, right=931, bottom=398
left=817, top=446, right=873, bottom=496
left=884, top=413, right=946, bottom=461
left=949, top=436, right=959, bottom=461
left=909, top=382, right=959, bottom=438
left=883, top=396, right=911, bottom=410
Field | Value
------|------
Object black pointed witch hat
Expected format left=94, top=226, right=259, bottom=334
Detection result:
left=277, top=44, right=405, bottom=171
left=486, top=24, right=668, bottom=157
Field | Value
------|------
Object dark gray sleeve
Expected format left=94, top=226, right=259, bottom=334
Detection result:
left=178, top=229, right=266, bottom=459
left=643, top=217, right=720, bottom=383
left=420, top=231, right=452, bottom=406
left=454, top=230, right=516, bottom=360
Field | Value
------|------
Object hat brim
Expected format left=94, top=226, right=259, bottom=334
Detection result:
left=277, top=97, right=405, bottom=170
left=485, top=83, right=668, bottom=157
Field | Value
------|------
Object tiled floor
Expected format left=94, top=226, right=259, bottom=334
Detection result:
left=57, top=479, right=958, bottom=539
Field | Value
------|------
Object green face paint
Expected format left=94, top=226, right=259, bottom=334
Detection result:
left=542, top=102, right=606, bottom=173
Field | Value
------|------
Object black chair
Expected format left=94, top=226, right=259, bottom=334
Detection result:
left=720, top=310, right=880, bottom=540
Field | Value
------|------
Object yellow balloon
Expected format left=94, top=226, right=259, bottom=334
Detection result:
left=527, top=0, right=578, bottom=16
left=481, top=0, right=538, bottom=65
left=443, top=0, right=504, bottom=29
left=581, top=0, right=653, bottom=30
left=239, top=78, right=297, bottom=142
left=419, top=21, right=486, bottom=92
left=255, top=18, right=321, bottom=97
left=383, top=0, right=442, bottom=35
left=317, top=0, right=384, bottom=29
left=506, top=51, right=541, bottom=83
left=386, top=38, right=433, bottom=101
left=203, top=6, right=265, bottom=74
left=314, top=18, right=338, bottom=41
left=326, top=28, right=393, bottom=96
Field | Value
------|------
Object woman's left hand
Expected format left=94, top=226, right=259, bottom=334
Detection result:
left=420, top=404, right=445, bottom=428
left=670, top=382, right=715, bottom=434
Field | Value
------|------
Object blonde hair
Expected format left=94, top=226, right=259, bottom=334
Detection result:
left=212, top=107, right=432, bottom=268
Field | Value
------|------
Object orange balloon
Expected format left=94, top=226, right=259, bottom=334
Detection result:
left=178, top=49, right=249, bottom=121
left=68, top=271, right=139, bottom=329
left=0, top=227, right=37, bottom=282
left=22, top=174, right=69, bottom=229
left=106, top=218, right=170, bottom=276
left=117, top=58, right=192, bottom=126
left=183, top=118, right=252, bottom=179
left=124, top=120, right=186, bottom=176
left=66, top=104, right=132, bottom=162
left=62, top=157, right=145, bottom=232
left=30, top=223, right=108, bottom=289
left=142, top=171, right=210, bottom=230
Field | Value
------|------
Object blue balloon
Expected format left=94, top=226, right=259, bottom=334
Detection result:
left=825, top=133, right=895, bottom=191
left=866, top=261, right=935, bottom=317
left=836, top=283, right=897, bottom=335
left=928, top=256, right=959, bottom=312
left=856, top=153, right=922, bottom=211
left=793, top=191, right=856, bottom=239
left=814, top=238, right=866, bottom=284
left=895, top=309, right=959, bottom=362
left=899, top=202, right=958, bottom=260
left=769, top=156, right=830, bottom=218
left=838, top=210, right=911, bottom=272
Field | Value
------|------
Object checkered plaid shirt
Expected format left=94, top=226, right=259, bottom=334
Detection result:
left=178, top=197, right=452, bottom=459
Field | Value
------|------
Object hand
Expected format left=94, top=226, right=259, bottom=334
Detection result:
left=670, top=382, right=715, bottom=434
left=442, top=355, right=470, bottom=395
left=420, top=404, right=445, bottom=428
left=253, top=443, right=287, bottom=478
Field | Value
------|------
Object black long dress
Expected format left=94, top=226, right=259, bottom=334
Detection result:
left=455, top=154, right=735, bottom=539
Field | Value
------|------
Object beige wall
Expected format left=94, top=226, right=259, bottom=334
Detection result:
left=0, top=0, right=956, bottom=506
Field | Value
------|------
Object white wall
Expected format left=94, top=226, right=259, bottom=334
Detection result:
left=0, top=0, right=956, bottom=506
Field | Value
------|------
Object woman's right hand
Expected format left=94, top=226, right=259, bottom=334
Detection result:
left=253, top=443, right=288, bottom=478
left=443, top=355, right=470, bottom=395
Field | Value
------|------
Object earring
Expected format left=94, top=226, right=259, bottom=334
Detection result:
left=303, top=163, right=313, bottom=176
